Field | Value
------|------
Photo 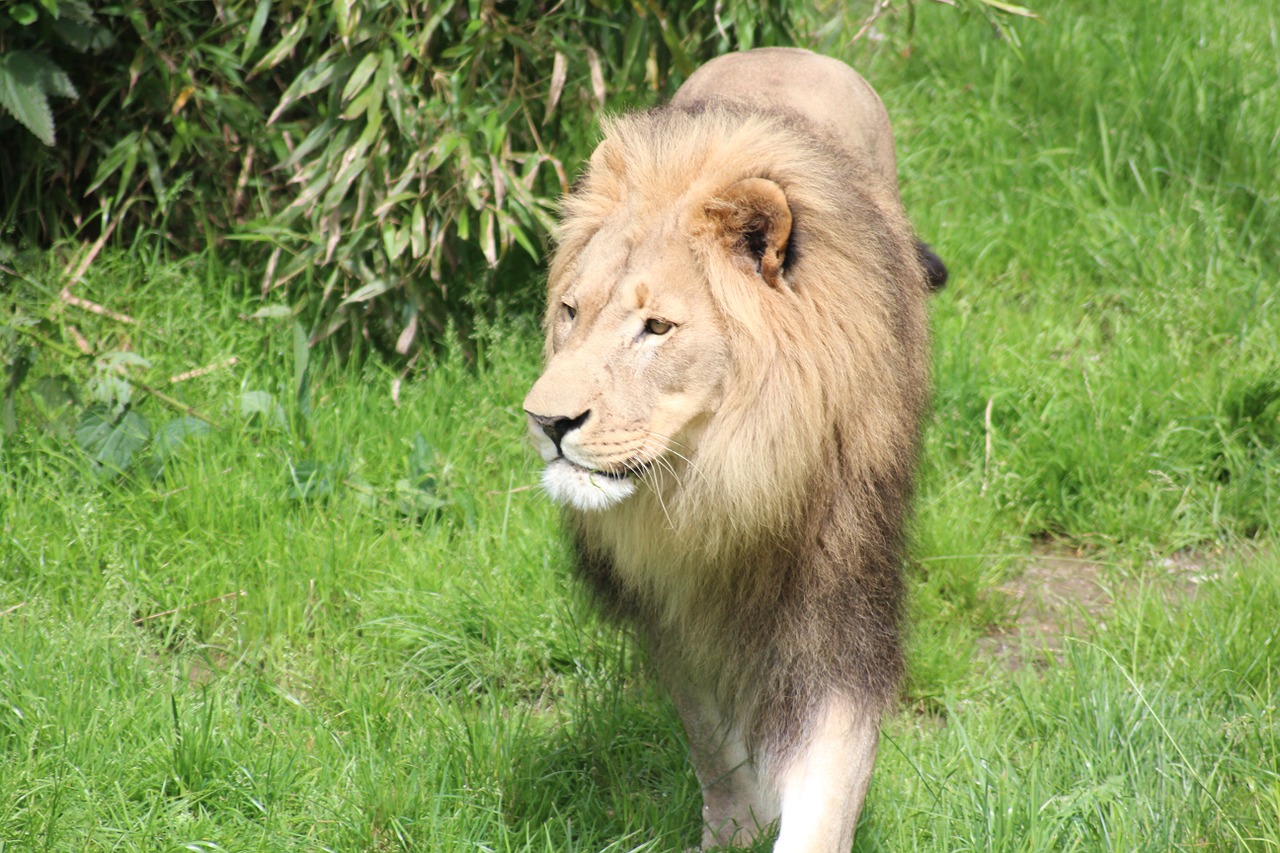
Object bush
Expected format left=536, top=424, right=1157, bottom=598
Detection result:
left=1, top=0, right=1036, bottom=353
left=1, top=0, right=793, bottom=352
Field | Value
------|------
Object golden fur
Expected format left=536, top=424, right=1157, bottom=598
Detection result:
left=523, top=48, right=935, bottom=850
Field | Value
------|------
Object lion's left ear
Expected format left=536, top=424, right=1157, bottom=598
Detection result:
left=706, top=177, right=792, bottom=289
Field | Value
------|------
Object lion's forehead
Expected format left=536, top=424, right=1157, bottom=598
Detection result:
left=567, top=215, right=706, bottom=317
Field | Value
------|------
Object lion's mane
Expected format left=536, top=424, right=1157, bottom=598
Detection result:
left=548, top=103, right=931, bottom=755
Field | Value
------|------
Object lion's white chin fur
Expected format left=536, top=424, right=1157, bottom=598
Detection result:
left=541, top=459, right=637, bottom=512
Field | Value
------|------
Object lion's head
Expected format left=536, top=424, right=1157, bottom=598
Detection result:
left=524, top=106, right=929, bottom=563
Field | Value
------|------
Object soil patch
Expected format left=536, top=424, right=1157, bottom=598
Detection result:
left=977, top=548, right=1218, bottom=671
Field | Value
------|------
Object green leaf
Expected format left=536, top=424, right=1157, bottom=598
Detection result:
left=152, top=416, right=211, bottom=459
left=341, top=278, right=394, bottom=305
left=286, top=459, right=332, bottom=501
left=2, top=347, right=34, bottom=435
left=75, top=405, right=151, bottom=475
left=87, top=131, right=140, bottom=196
left=8, top=4, right=39, bottom=26
left=394, top=477, right=449, bottom=518
left=239, top=390, right=287, bottom=429
left=251, top=15, right=309, bottom=75
left=979, top=0, right=1039, bottom=18
left=52, top=17, right=116, bottom=53
left=292, top=320, right=310, bottom=419
left=0, top=51, right=77, bottom=146
left=269, top=58, right=358, bottom=125
left=341, top=52, right=381, bottom=104
left=410, top=202, right=427, bottom=258
left=408, top=435, right=438, bottom=481
left=247, top=304, right=293, bottom=319
left=242, top=0, right=272, bottom=63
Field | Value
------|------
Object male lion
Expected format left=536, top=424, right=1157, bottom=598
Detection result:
left=524, top=48, right=942, bottom=851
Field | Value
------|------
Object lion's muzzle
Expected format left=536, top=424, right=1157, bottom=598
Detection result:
left=524, top=406, right=638, bottom=512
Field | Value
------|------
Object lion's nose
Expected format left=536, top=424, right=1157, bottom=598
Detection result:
left=527, top=410, right=590, bottom=454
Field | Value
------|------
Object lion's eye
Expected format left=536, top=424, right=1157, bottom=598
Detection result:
left=563, top=303, right=577, bottom=320
left=644, top=318, right=674, bottom=336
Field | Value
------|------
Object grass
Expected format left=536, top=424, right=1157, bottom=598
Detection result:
left=2, top=0, right=1278, bottom=849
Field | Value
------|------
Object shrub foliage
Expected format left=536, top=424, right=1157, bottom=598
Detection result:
left=2, top=0, right=792, bottom=351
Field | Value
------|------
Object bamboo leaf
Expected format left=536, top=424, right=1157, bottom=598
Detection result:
left=410, top=202, right=427, bottom=259
left=341, top=53, right=381, bottom=104
left=586, top=48, right=605, bottom=109
left=251, top=15, right=309, bottom=74
left=544, top=51, right=567, bottom=125
left=242, top=0, right=272, bottom=63
left=341, top=279, right=395, bottom=305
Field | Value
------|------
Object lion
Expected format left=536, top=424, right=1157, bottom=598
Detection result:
left=523, top=47, right=942, bottom=851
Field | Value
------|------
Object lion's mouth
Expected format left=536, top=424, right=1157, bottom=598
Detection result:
left=560, top=457, right=648, bottom=481
left=541, top=456, right=641, bottom=512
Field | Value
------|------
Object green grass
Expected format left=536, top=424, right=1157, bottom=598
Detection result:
left=2, top=0, right=1278, bottom=849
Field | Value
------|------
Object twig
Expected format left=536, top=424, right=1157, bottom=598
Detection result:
left=11, top=324, right=86, bottom=360
left=133, top=590, right=246, bottom=625
left=168, top=356, right=239, bottom=385
left=63, top=215, right=118, bottom=287
left=65, top=325, right=93, bottom=355
left=58, top=289, right=138, bottom=326
left=63, top=184, right=141, bottom=287
left=1, top=602, right=26, bottom=618
left=127, top=374, right=222, bottom=428
left=851, top=0, right=891, bottom=41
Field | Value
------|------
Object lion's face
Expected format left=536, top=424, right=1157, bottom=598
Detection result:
left=523, top=214, right=732, bottom=513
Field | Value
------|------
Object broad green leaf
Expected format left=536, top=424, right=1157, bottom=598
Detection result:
left=0, top=52, right=57, bottom=145
left=30, top=375, right=78, bottom=418
left=239, top=390, right=286, bottom=429
left=152, top=416, right=211, bottom=459
left=52, top=15, right=116, bottom=52
left=395, top=477, right=449, bottom=519
left=8, top=5, right=39, bottom=26
left=98, top=351, right=151, bottom=370
left=76, top=406, right=150, bottom=475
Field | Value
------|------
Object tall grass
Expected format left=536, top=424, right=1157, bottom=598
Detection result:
left=2, top=0, right=1278, bottom=849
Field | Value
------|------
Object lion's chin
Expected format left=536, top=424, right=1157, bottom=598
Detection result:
left=541, top=459, right=637, bottom=512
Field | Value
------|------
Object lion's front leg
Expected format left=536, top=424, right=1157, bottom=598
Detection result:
left=667, top=679, right=778, bottom=849
left=768, top=700, right=880, bottom=853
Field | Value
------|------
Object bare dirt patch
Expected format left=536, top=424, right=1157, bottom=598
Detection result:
left=977, top=548, right=1219, bottom=671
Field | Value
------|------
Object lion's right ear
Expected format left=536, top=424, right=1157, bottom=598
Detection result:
left=706, top=178, right=793, bottom=289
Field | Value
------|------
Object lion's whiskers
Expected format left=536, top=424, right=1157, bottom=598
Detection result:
left=640, top=430, right=708, bottom=487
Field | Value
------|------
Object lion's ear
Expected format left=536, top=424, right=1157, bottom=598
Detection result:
left=707, top=177, right=792, bottom=289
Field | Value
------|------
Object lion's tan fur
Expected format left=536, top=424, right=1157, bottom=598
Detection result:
left=547, top=104, right=927, bottom=642
left=524, top=48, right=934, bottom=849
